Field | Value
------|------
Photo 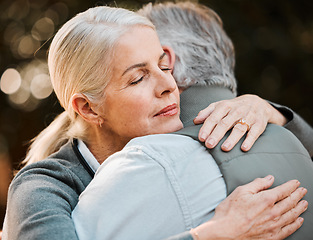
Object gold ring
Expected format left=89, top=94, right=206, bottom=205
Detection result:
left=236, top=118, right=251, bottom=131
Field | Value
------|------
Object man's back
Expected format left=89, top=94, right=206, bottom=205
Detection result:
left=72, top=123, right=313, bottom=240
left=72, top=134, right=226, bottom=240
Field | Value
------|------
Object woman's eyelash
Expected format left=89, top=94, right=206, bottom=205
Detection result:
left=130, top=67, right=170, bottom=86
left=130, top=77, right=143, bottom=85
left=161, top=68, right=172, bottom=71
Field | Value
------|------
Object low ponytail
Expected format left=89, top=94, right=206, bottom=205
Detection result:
left=23, top=112, right=72, bottom=166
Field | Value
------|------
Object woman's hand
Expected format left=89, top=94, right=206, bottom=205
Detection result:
left=190, top=176, right=307, bottom=240
left=193, top=94, right=287, bottom=151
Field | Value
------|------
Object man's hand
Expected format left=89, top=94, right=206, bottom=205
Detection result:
left=191, top=176, right=307, bottom=240
left=194, top=94, right=287, bottom=152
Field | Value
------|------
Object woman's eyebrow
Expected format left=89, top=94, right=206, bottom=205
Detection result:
left=122, top=52, right=167, bottom=76
left=122, top=63, right=147, bottom=76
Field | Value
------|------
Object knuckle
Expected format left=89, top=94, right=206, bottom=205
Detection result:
left=253, top=177, right=263, bottom=184
left=264, top=194, right=275, bottom=206
left=209, top=115, right=220, bottom=124
left=217, top=101, right=232, bottom=112
left=234, top=124, right=247, bottom=133
left=233, top=108, right=245, bottom=116
left=220, top=117, right=231, bottom=127
left=288, top=208, right=298, bottom=218
left=200, top=130, right=208, bottom=136
left=236, top=185, right=245, bottom=193
left=271, top=210, right=281, bottom=221
left=198, top=109, right=205, bottom=116
left=246, top=131, right=257, bottom=140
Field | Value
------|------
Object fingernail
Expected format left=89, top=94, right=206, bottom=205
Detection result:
left=301, top=200, right=308, bottom=207
left=242, top=143, right=248, bottom=150
left=222, top=142, right=231, bottom=150
left=265, top=175, right=273, bottom=181
left=298, top=217, right=304, bottom=224
left=199, top=133, right=206, bottom=141
left=207, top=138, right=215, bottom=147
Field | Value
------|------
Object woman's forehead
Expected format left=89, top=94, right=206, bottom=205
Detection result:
left=112, top=26, right=164, bottom=72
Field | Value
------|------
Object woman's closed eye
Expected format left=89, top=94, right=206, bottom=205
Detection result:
left=130, top=76, right=144, bottom=85
left=160, top=67, right=172, bottom=72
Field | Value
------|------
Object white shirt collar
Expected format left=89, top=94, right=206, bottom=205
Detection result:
left=77, top=139, right=100, bottom=173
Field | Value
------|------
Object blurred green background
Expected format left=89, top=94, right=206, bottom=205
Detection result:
left=0, top=0, right=312, bottom=227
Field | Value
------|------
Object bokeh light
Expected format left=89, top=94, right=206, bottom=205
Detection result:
left=30, top=73, right=53, bottom=99
left=1, top=60, right=52, bottom=111
left=31, top=17, right=55, bottom=41
left=17, top=34, right=40, bottom=58
left=0, top=68, right=22, bottom=94
left=6, top=0, right=30, bottom=20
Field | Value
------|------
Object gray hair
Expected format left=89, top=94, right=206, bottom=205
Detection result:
left=24, top=6, right=154, bottom=165
left=138, top=2, right=237, bottom=94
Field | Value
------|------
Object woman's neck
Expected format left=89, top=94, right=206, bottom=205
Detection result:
left=85, top=127, right=129, bottom=165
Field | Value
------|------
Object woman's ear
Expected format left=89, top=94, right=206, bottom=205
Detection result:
left=162, top=45, right=175, bottom=73
left=71, top=93, right=101, bottom=126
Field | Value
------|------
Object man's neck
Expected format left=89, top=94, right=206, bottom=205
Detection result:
left=180, top=85, right=236, bottom=127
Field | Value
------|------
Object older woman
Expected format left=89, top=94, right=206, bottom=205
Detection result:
left=2, top=5, right=308, bottom=240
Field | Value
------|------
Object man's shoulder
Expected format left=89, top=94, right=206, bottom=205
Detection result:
left=97, top=133, right=208, bottom=178
left=125, top=133, right=205, bottom=159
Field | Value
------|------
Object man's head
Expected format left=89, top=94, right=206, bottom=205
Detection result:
left=138, top=2, right=237, bottom=94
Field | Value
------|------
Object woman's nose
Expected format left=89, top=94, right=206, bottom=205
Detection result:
left=155, top=71, right=177, bottom=97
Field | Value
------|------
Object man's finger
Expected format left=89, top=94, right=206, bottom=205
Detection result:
left=279, top=217, right=304, bottom=240
left=242, top=175, right=275, bottom=194
left=267, top=180, right=301, bottom=203
left=274, top=187, right=307, bottom=217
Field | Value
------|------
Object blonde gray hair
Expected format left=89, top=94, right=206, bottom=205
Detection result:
left=24, top=6, right=154, bottom=166
left=138, top=2, right=237, bottom=94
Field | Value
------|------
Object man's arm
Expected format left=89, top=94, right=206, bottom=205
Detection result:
left=270, top=101, right=313, bottom=157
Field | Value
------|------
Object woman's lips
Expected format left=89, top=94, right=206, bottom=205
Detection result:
left=154, top=103, right=178, bottom=117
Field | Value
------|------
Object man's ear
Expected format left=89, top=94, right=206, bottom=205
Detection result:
left=162, top=45, right=175, bottom=73
left=71, top=93, right=102, bottom=126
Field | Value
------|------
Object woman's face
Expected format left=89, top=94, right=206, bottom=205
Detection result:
left=98, top=26, right=183, bottom=143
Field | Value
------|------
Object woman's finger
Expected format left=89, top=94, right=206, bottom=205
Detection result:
left=198, top=103, right=232, bottom=142
left=193, top=103, right=216, bottom=124
left=219, top=114, right=255, bottom=151
left=220, top=123, right=249, bottom=151
left=199, top=101, right=249, bottom=146
left=240, top=121, right=266, bottom=151
left=203, top=113, right=244, bottom=149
